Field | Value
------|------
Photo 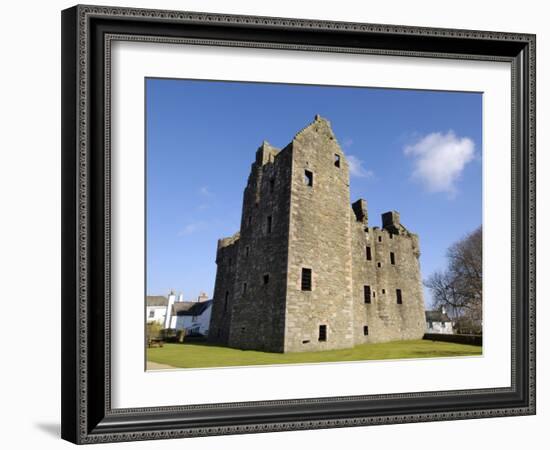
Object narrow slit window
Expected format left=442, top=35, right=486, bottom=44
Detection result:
left=364, top=285, right=371, bottom=304
left=378, top=236, right=382, bottom=242
left=248, top=216, right=252, bottom=226
left=334, top=154, right=341, bottom=168
left=390, top=252, right=396, bottom=265
left=263, top=274, right=270, bottom=285
left=269, top=178, right=275, bottom=193
left=366, top=246, right=372, bottom=261
left=318, top=325, right=327, bottom=342
left=224, top=291, right=229, bottom=312
left=267, top=215, right=272, bottom=233
left=382, top=289, right=386, bottom=294
left=301, top=268, right=312, bottom=291
left=243, top=282, right=247, bottom=294
left=396, top=289, right=403, bottom=304
left=363, top=326, right=369, bottom=336
left=304, top=170, right=313, bottom=187
left=245, top=246, right=250, bottom=258
left=377, top=262, right=381, bottom=268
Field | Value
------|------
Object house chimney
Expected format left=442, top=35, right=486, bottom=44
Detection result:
left=164, top=290, right=176, bottom=329
left=197, top=292, right=208, bottom=303
left=177, top=293, right=184, bottom=303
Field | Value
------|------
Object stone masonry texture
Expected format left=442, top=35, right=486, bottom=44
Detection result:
left=208, top=115, right=426, bottom=353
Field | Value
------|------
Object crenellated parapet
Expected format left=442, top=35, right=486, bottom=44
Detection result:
left=352, top=199, right=368, bottom=226
left=217, top=232, right=240, bottom=250
left=255, top=140, right=280, bottom=166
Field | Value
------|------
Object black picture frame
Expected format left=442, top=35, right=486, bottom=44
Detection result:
left=61, top=4, right=536, bottom=444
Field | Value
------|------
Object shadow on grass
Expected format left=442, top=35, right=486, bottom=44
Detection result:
left=179, top=340, right=280, bottom=353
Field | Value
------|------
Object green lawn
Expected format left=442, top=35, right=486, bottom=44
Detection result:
left=147, top=339, right=482, bottom=369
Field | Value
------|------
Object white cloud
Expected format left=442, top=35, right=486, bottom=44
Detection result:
left=197, top=186, right=213, bottom=210
left=198, top=186, right=213, bottom=197
left=177, top=221, right=207, bottom=236
left=404, top=131, right=475, bottom=196
left=347, top=155, right=374, bottom=179
left=342, top=137, right=354, bottom=148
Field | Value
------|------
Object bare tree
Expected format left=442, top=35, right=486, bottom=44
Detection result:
left=425, top=227, right=482, bottom=334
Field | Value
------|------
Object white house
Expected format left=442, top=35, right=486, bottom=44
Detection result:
left=425, top=308, right=454, bottom=334
left=173, top=299, right=213, bottom=336
left=146, top=291, right=212, bottom=336
left=146, top=295, right=170, bottom=325
left=146, top=291, right=182, bottom=327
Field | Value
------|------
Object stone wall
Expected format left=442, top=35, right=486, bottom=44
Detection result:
left=284, top=116, right=354, bottom=352
left=351, top=217, right=426, bottom=344
left=208, top=233, right=239, bottom=344
left=424, top=333, right=482, bottom=346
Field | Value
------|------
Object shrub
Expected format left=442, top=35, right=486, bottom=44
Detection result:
left=146, top=321, right=163, bottom=340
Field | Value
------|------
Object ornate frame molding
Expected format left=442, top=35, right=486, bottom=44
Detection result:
left=61, top=4, right=536, bottom=444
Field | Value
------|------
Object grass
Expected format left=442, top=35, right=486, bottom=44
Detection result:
left=146, top=339, right=482, bottom=369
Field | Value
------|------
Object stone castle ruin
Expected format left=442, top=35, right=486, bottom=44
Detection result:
left=208, top=115, right=425, bottom=353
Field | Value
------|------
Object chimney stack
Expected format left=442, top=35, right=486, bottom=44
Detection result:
left=164, top=290, right=176, bottom=329
left=197, top=292, right=209, bottom=303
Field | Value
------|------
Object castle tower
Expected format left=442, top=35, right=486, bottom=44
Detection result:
left=208, top=138, right=293, bottom=352
left=284, top=115, right=354, bottom=352
left=208, top=115, right=425, bottom=353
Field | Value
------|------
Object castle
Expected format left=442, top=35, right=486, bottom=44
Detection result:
left=208, top=115, right=425, bottom=353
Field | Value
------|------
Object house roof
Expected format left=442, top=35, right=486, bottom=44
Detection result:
left=425, top=310, right=452, bottom=322
left=146, top=295, right=168, bottom=307
left=173, top=300, right=213, bottom=316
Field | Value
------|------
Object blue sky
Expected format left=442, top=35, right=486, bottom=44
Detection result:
left=146, top=78, right=482, bottom=307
